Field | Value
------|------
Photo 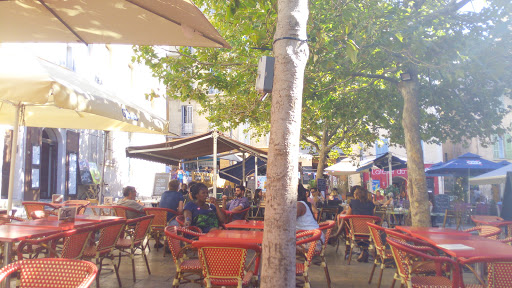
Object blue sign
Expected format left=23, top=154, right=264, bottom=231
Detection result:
left=122, top=108, right=139, bottom=121
left=372, top=180, right=380, bottom=191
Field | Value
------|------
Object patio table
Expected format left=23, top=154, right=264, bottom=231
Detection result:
left=46, top=215, right=122, bottom=222
left=396, top=226, right=470, bottom=237
left=199, top=230, right=264, bottom=244
left=0, top=225, right=62, bottom=288
left=225, top=220, right=264, bottom=230
left=6, top=219, right=96, bottom=230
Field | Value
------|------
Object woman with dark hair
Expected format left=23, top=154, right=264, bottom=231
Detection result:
left=253, top=188, right=263, bottom=206
left=183, top=183, right=226, bottom=232
left=297, top=184, right=324, bottom=247
left=342, top=185, right=375, bottom=262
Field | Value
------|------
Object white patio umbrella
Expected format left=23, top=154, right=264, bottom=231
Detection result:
left=0, top=52, right=170, bottom=211
left=0, top=0, right=230, bottom=48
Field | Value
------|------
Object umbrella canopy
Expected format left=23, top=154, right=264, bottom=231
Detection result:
left=0, top=0, right=230, bottom=48
left=219, top=156, right=267, bottom=185
left=325, top=158, right=372, bottom=176
left=0, top=53, right=169, bottom=134
left=469, top=164, right=512, bottom=185
left=361, top=152, right=408, bottom=171
left=425, top=153, right=501, bottom=177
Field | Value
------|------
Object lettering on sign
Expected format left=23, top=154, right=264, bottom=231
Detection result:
left=466, top=160, right=482, bottom=165
left=122, top=108, right=139, bottom=121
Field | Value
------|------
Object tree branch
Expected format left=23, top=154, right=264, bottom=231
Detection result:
left=164, top=50, right=247, bottom=67
left=352, top=73, right=399, bottom=84
left=301, top=135, right=320, bottom=151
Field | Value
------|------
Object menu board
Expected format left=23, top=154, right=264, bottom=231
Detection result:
left=317, top=178, right=327, bottom=194
left=434, top=194, right=451, bottom=213
left=153, top=173, right=171, bottom=196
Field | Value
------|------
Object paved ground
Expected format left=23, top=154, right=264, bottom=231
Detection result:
left=94, top=241, right=397, bottom=288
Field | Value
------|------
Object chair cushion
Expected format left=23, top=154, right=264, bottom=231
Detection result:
left=208, top=271, right=253, bottom=287
left=180, top=259, right=201, bottom=270
left=115, top=238, right=132, bottom=248
left=411, top=276, right=452, bottom=288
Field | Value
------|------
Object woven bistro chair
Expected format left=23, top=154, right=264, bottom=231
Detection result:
left=367, top=223, right=398, bottom=288
left=111, top=205, right=145, bottom=219
left=460, top=256, right=512, bottom=288
left=165, top=226, right=205, bottom=288
left=312, top=221, right=335, bottom=288
left=144, top=207, right=179, bottom=254
left=115, top=215, right=154, bottom=283
left=17, top=226, right=95, bottom=260
left=0, top=258, right=97, bottom=288
left=81, top=219, right=126, bottom=288
left=296, top=229, right=322, bottom=288
left=464, top=225, right=502, bottom=240
left=344, top=215, right=381, bottom=265
left=63, top=200, right=90, bottom=215
left=387, top=238, right=462, bottom=288
left=222, top=207, right=251, bottom=223
left=22, top=201, right=58, bottom=219
left=192, top=240, right=262, bottom=288
left=334, top=214, right=351, bottom=255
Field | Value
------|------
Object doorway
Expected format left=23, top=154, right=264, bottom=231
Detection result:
left=40, top=129, right=58, bottom=199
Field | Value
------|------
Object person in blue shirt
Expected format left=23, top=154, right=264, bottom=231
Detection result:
left=222, top=185, right=250, bottom=221
left=159, top=179, right=184, bottom=224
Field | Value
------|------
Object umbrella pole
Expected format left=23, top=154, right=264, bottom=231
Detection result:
left=7, top=104, right=21, bottom=212
left=388, top=152, right=393, bottom=188
left=254, top=157, right=258, bottom=197
left=242, top=153, right=246, bottom=186
left=99, top=131, right=108, bottom=203
left=213, top=132, right=217, bottom=196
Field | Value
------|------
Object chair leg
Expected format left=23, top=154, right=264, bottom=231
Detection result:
left=111, top=255, right=122, bottom=287
left=131, top=249, right=136, bottom=282
left=369, top=260, right=377, bottom=284
left=321, top=256, right=331, bottom=288
left=142, top=247, right=151, bottom=275
left=377, top=264, right=385, bottom=288
left=172, top=271, right=181, bottom=288
left=347, top=242, right=354, bottom=265
left=96, top=258, right=103, bottom=288
left=304, top=274, right=310, bottom=288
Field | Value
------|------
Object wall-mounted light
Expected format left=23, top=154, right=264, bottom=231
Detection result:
left=400, top=73, right=411, bottom=81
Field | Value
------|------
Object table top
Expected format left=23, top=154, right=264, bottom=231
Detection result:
left=225, top=220, right=264, bottom=230
left=0, top=225, right=62, bottom=242
left=7, top=219, right=96, bottom=230
left=471, top=215, right=509, bottom=226
left=396, top=226, right=470, bottom=236
left=47, top=215, right=122, bottom=222
left=199, top=230, right=264, bottom=244
left=87, top=205, right=113, bottom=209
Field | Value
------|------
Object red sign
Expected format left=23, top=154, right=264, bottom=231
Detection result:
left=363, top=164, right=439, bottom=194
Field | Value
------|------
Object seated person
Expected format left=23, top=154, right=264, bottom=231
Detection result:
left=253, top=188, right=263, bottom=206
left=328, top=188, right=341, bottom=201
left=159, top=179, right=184, bottom=224
left=117, top=186, right=144, bottom=219
left=373, top=189, right=386, bottom=205
left=297, top=184, right=323, bottom=249
left=308, top=188, right=324, bottom=220
left=222, top=185, right=250, bottom=221
left=342, top=185, right=375, bottom=262
left=183, top=183, right=226, bottom=232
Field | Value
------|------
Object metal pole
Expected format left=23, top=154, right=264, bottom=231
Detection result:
left=99, top=131, right=108, bottom=203
left=254, top=156, right=258, bottom=197
left=388, top=152, right=393, bottom=188
left=213, top=132, right=218, bottom=196
left=7, top=104, right=20, bottom=212
left=242, top=153, right=246, bottom=186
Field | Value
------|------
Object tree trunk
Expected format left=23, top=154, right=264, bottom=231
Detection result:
left=260, top=0, right=309, bottom=286
left=315, top=129, right=329, bottom=177
left=398, top=69, right=431, bottom=227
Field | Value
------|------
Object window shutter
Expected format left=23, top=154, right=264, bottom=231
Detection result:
left=505, top=134, right=512, bottom=159
left=493, top=135, right=499, bottom=159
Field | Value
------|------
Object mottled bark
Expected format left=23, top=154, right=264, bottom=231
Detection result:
left=260, top=0, right=309, bottom=286
left=398, top=70, right=431, bottom=227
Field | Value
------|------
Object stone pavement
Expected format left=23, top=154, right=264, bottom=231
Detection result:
left=95, top=243, right=397, bottom=288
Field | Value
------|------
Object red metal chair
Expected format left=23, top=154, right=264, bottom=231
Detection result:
left=22, top=201, right=58, bottom=219
left=387, top=238, right=462, bottom=288
left=165, top=226, right=205, bottom=287
left=17, top=226, right=95, bottom=260
left=296, top=229, right=322, bottom=288
left=111, top=205, right=145, bottom=219
left=460, top=256, right=512, bottom=288
left=0, top=258, right=97, bottom=288
left=343, top=215, right=381, bottom=265
left=115, top=214, right=154, bottom=283
left=367, top=223, right=397, bottom=288
left=464, top=225, right=502, bottom=240
left=334, top=214, right=351, bottom=255
left=0, top=214, right=25, bottom=225
left=81, top=219, right=126, bottom=288
left=222, top=207, right=251, bottom=223
left=313, top=221, right=335, bottom=288
left=144, top=207, right=179, bottom=253
left=63, top=200, right=90, bottom=215
left=192, top=240, right=261, bottom=288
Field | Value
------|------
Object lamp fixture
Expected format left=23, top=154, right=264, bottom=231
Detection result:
left=400, top=73, right=412, bottom=81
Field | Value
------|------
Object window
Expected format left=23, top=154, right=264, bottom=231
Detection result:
left=181, top=105, right=193, bottom=135
left=493, top=135, right=505, bottom=159
left=375, top=138, right=389, bottom=156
